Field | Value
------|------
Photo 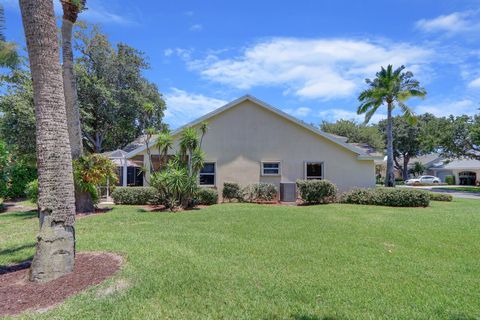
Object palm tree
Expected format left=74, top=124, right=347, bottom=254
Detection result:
left=19, top=0, right=76, bottom=282
left=60, top=0, right=93, bottom=213
left=358, top=65, right=426, bottom=187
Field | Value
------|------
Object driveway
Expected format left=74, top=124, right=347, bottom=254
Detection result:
left=400, top=185, right=480, bottom=200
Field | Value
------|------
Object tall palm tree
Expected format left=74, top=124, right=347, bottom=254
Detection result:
left=358, top=65, right=426, bottom=187
left=19, top=0, right=76, bottom=282
left=60, top=0, right=93, bottom=213
left=61, top=0, right=85, bottom=159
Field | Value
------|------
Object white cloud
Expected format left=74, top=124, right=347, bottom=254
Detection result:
left=416, top=11, right=480, bottom=34
left=164, top=88, right=228, bottom=128
left=183, top=38, right=432, bottom=100
left=415, top=99, right=478, bottom=117
left=283, top=107, right=312, bottom=117
left=189, top=24, right=203, bottom=32
left=468, top=77, right=480, bottom=89
left=318, top=108, right=386, bottom=124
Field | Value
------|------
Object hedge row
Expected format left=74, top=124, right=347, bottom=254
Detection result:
left=111, top=187, right=163, bottom=205
left=223, top=182, right=278, bottom=202
left=341, top=187, right=430, bottom=207
left=428, top=192, right=453, bottom=202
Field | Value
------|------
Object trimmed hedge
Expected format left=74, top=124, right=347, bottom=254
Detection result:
left=223, top=182, right=242, bottom=202
left=429, top=192, right=453, bottom=202
left=111, top=187, right=162, bottom=205
left=296, top=179, right=337, bottom=204
left=196, top=188, right=218, bottom=205
left=341, top=187, right=430, bottom=207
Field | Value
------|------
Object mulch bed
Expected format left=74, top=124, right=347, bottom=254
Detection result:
left=0, top=252, right=122, bottom=317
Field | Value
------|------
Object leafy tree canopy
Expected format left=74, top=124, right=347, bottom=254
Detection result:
left=74, top=23, right=166, bottom=153
left=320, top=119, right=384, bottom=151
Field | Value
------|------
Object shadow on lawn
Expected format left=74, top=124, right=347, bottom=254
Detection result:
left=3, top=210, right=38, bottom=220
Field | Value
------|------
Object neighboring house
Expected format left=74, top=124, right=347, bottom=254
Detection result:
left=111, top=95, right=380, bottom=200
left=409, top=153, right=480, bottom=185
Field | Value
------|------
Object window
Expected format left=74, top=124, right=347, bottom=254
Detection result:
left=305, top=162, right=323, bottom=180
left=199, top=162, right=216, bottom=186
left=261, top=162, right=280, bottom=176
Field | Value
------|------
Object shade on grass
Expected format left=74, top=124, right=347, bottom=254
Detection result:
left=1, top=200, right=479, bottom=319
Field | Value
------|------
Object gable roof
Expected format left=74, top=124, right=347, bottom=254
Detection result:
left=125, top=95, right=376, bottom=160
left=431, top=158, right=480, bottom=170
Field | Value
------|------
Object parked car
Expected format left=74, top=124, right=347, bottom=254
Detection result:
left=405, top=175, right=441, bottom=185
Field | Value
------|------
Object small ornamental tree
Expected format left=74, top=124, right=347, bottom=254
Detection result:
left=150, top=125, right=208, bottom=210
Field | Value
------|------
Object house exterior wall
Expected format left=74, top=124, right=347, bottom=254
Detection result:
left=136, top=99, right=375, bottom=198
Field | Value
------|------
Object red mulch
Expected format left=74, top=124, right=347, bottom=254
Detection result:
left=0, top=252, right=122, bottom=317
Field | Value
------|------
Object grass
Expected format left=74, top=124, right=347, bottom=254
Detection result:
left=1, top=200, right=480, bottom=319
left=432, top=186, right=480, bottom=193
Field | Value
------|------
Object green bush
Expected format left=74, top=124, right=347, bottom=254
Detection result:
left=25, top=179, right=38, bottom=203
left=445, top=175, right=456, bottom=185
left=111, top=187, right=162, bottom=205
left=195, top=188, right=218, bottom=205
left=253, top=183, right=277, bottom=202
left=222, top=182, right=242, bottom=202
left=429, top=192, right=453, bottom=202
left=341, top=187, right=430, bottom=207
left=296, top=179, right=337, bottom=204
left=5, top=163, right=37, bottom=198
left=242, top=183, right=278, bottom=202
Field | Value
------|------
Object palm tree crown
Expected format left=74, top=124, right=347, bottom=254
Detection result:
left=358, top=65, right=426, bottom=123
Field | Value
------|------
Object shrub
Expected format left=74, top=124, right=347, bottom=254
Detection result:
left=429, top=192, right=453, bottom=202
left=253, top=183, right=277, bottom=202
left=445, top=175, right=456, bottom=185
left=241, top=183, right=278, bottom=202
left=296, top=179, right=337, bottom=204
left=111, top=187, right=162, bottom=205
left=150, top=167, right=199, bottom=210
left=5, top=162, right=37, bottom=198
left=195, top=188, right=218, bottom=205
left=25, top=179, right=38, bottom=203
left=223, top=182, right=242, bottom=202
left=341, top=187, right=430, bottom=207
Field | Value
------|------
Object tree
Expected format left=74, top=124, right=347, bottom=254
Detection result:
left=378, top=114, right=436, bottom=180
left=436, top=114, right=480, bottom=161
left=75, top=24, right=166, bottom=153
left=358, top=65, right=426, bottom=187
left=410, top=161, right=426, bottom=177
left=0, top=4, right=18, bottom=68
left=320, top=119, right=384, bottom=151
left=61, top=0, right=85, bottom=159
left=0, top=67, right=36, bottom=161
left=19, top=0, right=76, bottom=282
left=60, top=0, right=95, bottom=213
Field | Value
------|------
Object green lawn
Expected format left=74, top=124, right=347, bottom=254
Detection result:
left=1, top=201, right=480, bottom=319
left=432, top=186, right=480, bottom=193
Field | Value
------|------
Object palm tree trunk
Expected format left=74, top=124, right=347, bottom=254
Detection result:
left=385, top=103, right=395, bottom=187
left=19, top=0, right=76, bottom=282
left=61, top=3, right=94, bottom=213
left=61, top=6, right=83, bottom=159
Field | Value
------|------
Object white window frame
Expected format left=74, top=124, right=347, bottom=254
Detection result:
left=199, top=162, right=216, bottom=187
left=304, top=161, right=324, bottom=180
left=261, top=161, right=281, bottom=176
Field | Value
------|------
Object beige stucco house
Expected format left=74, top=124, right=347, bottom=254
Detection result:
left=119, top=95, right=379, bottom=200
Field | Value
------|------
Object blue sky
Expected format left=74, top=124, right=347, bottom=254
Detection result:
left=2, top=0, right=480, bottom=128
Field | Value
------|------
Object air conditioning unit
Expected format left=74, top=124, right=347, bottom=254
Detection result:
left=280, top=183, right=296, bottom=202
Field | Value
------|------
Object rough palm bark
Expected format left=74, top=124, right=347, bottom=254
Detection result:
left=61, top=0, right=94, bottom=213
left=61, top=1, right=83, bottom=159
left=385, top=104, right=395, bottom=187
left=19, top=0, right=76, bottom=282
